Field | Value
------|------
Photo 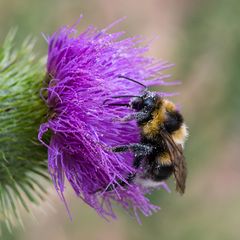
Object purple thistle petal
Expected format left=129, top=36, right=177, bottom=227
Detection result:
left=38, top=19, right=175, bottom=220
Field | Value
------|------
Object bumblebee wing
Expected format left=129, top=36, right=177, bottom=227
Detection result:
left=173, top=144, right=187, bottom=194
left=160, top=130, right=187, bottom=194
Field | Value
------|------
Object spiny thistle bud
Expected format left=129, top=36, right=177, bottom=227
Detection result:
left=0, top=30, right=48, bottom=230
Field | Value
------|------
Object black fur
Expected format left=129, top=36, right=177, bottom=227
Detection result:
left=164, top=111, right=183, bottom=133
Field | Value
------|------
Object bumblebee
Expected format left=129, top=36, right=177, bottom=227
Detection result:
left=105, top=76, right=188, bottom=194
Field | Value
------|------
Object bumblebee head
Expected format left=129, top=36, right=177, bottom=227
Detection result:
left=130, top=91, right=158, bottom=112
left=103, top=76, right=159, bottom=111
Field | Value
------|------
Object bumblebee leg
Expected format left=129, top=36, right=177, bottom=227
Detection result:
left=112, top=143, right=152, bottom=170
left=133, top=155, right=144, bottom=168
left=110, top=145, right=129, bottom=152
left=114, top=112, right=152, bottom=123
left=134, top=112, right=152, bottom=123
left=104, top=144, right=153, bottom=192
left=111, top=143, right=153, bottom=155
left=105, top=172, right=136, bottom=191
left=112, top=114, right=136, bottom=122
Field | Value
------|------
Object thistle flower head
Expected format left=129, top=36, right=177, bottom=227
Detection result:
left=39, top=19, right=174, bottom=220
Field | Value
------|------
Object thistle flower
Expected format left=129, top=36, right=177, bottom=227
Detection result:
left=39, top=19, right=175, bottom=220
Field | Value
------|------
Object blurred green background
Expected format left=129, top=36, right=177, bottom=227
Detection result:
left=0, top=0, right=240, bottom=239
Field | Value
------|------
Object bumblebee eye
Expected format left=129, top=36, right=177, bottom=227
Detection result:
left=144, top=97, right=155, bottom=108
left=131, top=97, right=144, bottom=110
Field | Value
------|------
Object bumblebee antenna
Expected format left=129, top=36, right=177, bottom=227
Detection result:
left=118, top=75, right=147, bottom=88
left=103, top=95, right=141, bottom=105
left=108, top=103, right=130, bottom=107
left=103, top=76, right=146, bottom=105
left=111, top=95, right=140, bottom=98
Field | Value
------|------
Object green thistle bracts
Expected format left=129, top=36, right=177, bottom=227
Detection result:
left=0, top=30, right=48, bottom=230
